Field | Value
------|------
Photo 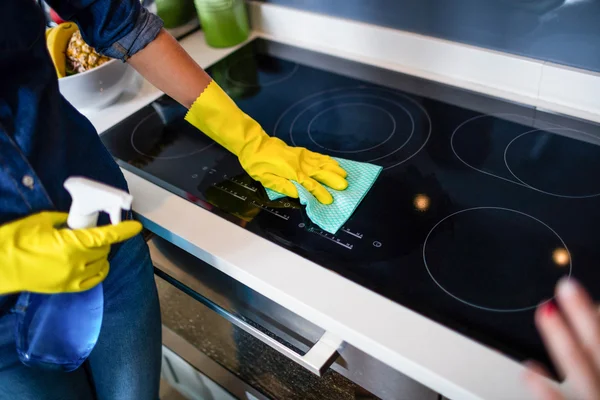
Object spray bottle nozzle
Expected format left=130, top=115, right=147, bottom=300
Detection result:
left=64, top=177, right=133, bottom=230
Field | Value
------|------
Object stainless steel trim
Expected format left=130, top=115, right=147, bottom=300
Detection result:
left=157, top=267, right=342, bottom=376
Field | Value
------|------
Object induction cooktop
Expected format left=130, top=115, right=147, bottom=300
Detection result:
left=100, top=38, right=600, bottom=373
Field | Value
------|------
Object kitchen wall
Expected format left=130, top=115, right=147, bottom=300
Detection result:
left=257, top=0, right=600, bottom=73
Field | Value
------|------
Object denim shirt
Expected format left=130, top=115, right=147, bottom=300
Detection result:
left=0, top=0, right=162, bottom=309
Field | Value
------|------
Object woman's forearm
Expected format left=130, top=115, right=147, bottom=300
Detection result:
left=127, top=29, right=211, bottom=108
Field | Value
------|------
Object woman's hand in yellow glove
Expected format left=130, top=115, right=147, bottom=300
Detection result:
left=238, top=136, right=348, bottom=204
left=127, top=32, right=348, bottom=203
left=0, top=212, right=142, bottom=295
left=185, top=81, right=349, bottom=205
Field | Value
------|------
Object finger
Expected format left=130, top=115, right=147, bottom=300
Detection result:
left=302, top=147, right=326, bottom=159
left=320, top=162, right=348, bottom=179
left=310, top=154, right=348, bottom=174
left=311, top=169, right=349, bottom=191
left=79, top=245, right=110, bottom=269
left=556, top=278, right=600, bottom=372
left=317, top=154, right=340, bottom=166
left=535, top=302, right=600, bottom=397
left=79, top=259, right=110, bottom=291
left=74, top=220, right=142, bottom=248
left=523, top=368, right=565, bottom=400
left=300, top=176, right=333, bottom=204
left=260, top=174, right=299, bottom=199
left=41, top=211, right=69, bottom=226
left=523, top=360, right=553, bottom=379
left=83, top=248, right=110, bottom=270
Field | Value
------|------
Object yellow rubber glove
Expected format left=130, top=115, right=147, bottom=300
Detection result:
left=0, top=212, right=142, bottom=295
left=185, top=81, right=348, bottom=204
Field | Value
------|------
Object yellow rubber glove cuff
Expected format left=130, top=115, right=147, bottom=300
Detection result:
left=185, top=81, right=348, bottom=204
left=0, top=212, right=142, bottom=295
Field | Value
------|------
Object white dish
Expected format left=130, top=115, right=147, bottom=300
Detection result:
left=59, top=59, right=134, bottom=111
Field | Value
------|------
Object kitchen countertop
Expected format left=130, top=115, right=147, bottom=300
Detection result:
left=84, top=28, right=570, bottom=400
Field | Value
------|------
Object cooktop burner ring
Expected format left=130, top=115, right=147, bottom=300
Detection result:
left=422, top=207, right=572, bottom=313
left=307, top=102, right=397, bottom=154
left=452, top=114, right=600, bottom=199
left=225, top=57, right=299, bottom=88
left=504, top=128, right=600, bottom=199
left=451, top=114, right=534, bottom=188
left=294, top=94, right=413, bottom=158
left=130, top=112, right=215, bottom=160
left=273, top=86, right=431, bottom=170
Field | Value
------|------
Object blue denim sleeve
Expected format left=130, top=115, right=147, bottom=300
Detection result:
left=45, top=0, right=163, bottom=60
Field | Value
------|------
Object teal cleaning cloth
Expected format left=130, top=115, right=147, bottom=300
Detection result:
left=265, top=158, right=382, bottom=234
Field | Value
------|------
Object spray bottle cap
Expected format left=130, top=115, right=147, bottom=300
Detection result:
left=64, top=177, right=133, bottom=229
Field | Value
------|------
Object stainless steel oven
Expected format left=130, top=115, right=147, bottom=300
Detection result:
left=149, top=236, right=439, bottom=400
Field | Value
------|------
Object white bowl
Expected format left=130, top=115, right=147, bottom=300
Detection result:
left=59, top=59, right=135, bottom=110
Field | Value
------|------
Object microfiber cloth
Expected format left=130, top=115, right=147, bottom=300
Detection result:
left=265, top=158, right=382, bottom=234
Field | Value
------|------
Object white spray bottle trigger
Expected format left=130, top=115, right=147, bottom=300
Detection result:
left=64, top=177, right=133, bottom=230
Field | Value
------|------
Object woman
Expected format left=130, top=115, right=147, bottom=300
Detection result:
left=0, top=0, right=347, bottom=398
left=525, top=278, right=600, bottom=400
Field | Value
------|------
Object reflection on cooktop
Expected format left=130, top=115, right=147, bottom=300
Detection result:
left=130, top=111, right=214, bottom=161
left=226, top=54, right=299, bottom=88
left=100, top=38, right=600, bottom=375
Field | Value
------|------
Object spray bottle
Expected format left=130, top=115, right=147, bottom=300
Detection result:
left=15, top=177, right=133, bottom=371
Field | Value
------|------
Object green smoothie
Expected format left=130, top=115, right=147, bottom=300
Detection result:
left=194, top=0, right=250, bottom=48
left=155, top=0, right=196, bottom=29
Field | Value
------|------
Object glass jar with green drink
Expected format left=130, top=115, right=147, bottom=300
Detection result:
left=194, top=0, right=250, bottom=48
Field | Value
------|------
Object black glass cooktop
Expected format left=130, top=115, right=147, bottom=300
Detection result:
left=101, top=38, right=600, bottom=373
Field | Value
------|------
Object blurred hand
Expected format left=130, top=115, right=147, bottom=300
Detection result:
left=524, top=278, right=600, bottom=400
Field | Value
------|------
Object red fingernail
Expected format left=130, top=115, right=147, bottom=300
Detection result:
left=540, top=301, right=557, bottom=317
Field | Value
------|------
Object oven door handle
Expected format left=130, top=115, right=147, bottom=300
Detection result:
left=156, top=269, right=343, bottom=376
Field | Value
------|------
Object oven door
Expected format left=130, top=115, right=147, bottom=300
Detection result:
left=149, top=236, right=438, bottom=400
